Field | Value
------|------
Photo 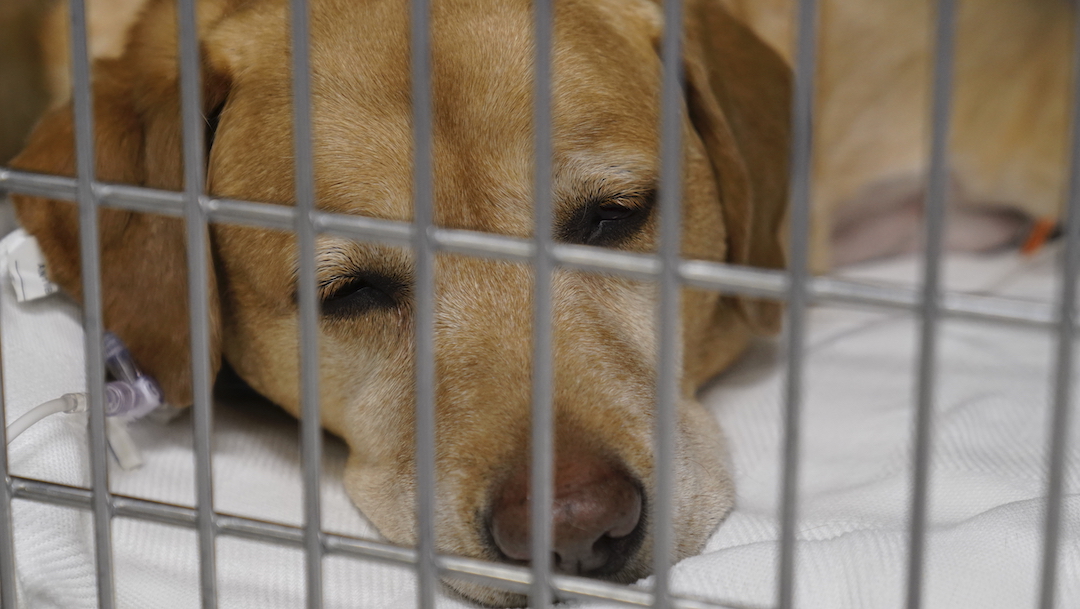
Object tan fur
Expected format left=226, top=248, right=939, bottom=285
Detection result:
left=40, top=0, right=149, bottom=108
left=0, top=0, right=144, bottom=164
left=10, top=0, right=789, bottom=604
left=721, top=0, right=1074, bottom=271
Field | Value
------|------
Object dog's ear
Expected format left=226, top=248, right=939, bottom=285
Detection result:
left=10, top=21, right=231, bottom=407
left=682, top=0, right=791, bottom=335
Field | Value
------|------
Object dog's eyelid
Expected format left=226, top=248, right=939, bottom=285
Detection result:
left=556, top=188, right=656, bottom=246
left=598, top=189, right=655, bottom=212
left=306, top=269, right=409, bottom=318
left=317, top=276, right=356, bottom=300
left=323, top=276, right=372, bottom=300
left=325, top=271, right=404, bottom=294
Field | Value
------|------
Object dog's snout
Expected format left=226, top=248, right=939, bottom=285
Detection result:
left=489, top=451, right=644, bottom=576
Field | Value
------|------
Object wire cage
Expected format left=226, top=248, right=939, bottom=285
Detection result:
left=0, top=0, right=1077, bottom=607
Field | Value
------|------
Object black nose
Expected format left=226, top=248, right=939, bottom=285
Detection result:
left=488, top=450, right=645, bottom=576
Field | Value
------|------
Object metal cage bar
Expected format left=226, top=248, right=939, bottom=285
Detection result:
left=176, top=0, right=220, bottom=606
left=653, top=0, right=684, bottom=605
left=68, top=0, right=117, bottom=606
left=410, top=0, right=440, bottom=605
left=1038, top=5, right=1080, bottom=608
left=0, top=296, right=16, bottom=609
left=287, top=0, right=327, bottom=606
left=6, top=475, right=742, bottom=608
left=906, top=1, right=957, bottom=607
left=777, top=0, right=816, bottom=604
left=1, top=167, right=1066, bottom=325
left=777, top=0, right=817, bottom=605
left=529, top=0, right=556, bottom=605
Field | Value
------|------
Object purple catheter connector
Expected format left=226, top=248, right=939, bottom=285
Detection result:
left=102, top=331, right=163, bottom=419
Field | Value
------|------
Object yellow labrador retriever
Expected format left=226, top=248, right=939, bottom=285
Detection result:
left=722, top=0, right=1074, bottom=270
left=10, top=0, right=789, bottom=604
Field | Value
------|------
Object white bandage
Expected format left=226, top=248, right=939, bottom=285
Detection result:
left=6, top=231, right=59, bottom=302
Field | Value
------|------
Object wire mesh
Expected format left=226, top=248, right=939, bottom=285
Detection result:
left=0, top=0, right=1075, bottom=607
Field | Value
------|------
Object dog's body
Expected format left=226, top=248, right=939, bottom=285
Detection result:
left=11, top=0, right=788, bottom=604
left=722, top=0, right=1074, bottom=269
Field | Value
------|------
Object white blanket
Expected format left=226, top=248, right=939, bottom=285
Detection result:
left=3, top=227, right=1078, bottom=608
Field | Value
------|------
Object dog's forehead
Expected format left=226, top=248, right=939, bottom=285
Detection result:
left=296, top=0, right=661, bottom=231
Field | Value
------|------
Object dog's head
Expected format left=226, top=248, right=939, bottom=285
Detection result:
left=11, top=0, right=788, bottom=604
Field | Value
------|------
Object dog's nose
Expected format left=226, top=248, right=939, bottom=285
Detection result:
left=489, top=451, right=643, bottom=576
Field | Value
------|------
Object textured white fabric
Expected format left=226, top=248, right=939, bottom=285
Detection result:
left=3, top=225, right=1078, bottom=608
left=657, top=250, right=1080, bottom=609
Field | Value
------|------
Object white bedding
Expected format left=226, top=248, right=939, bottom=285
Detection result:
left=3, top=227, right=1078, bottom=608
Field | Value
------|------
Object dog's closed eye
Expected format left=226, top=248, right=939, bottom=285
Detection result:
left=319, top=274, right=403, bottom=317
left=559, top=190, right=655, bottom=247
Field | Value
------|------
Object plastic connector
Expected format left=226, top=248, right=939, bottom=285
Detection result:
left=6, top=332, right=163, bottom=455
left=103, top=332, right=141, bottom=383
left=105, top=378, right=162, bottom=419
left=101, top=331, right=164, bottom=419
left=61, top=392, right=88, bottom=413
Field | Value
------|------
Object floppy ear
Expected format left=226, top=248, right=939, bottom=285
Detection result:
left=10, top=43, right=229, bottom=408
left=682, top=0, right=791, bottom=335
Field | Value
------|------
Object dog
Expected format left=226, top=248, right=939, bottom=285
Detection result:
left=721, top=0, right=1074, bottom=270
left=9, top=0, right=790, bottom=604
